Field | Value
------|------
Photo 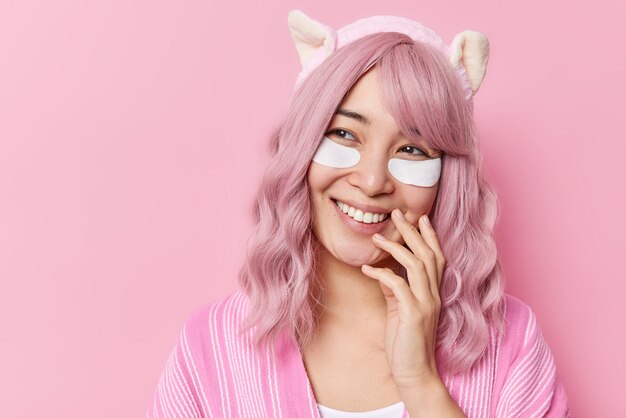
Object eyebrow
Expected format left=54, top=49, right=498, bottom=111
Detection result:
left=334, top=107, right=421, bottom=136
left=336, top=108, right=371, bottom=125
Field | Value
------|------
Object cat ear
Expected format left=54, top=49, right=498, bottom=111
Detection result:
left=449, top=31, right=490, bottom=95
left=287, top=9, right=336, bottom=68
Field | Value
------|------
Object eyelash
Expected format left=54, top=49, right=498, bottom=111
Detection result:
left=327, top=129, right=427, bottom=157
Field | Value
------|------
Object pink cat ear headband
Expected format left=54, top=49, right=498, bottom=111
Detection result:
left=286, top=9, right=490, bottom=103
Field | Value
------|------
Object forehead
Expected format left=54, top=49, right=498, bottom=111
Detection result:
left=339, top=68, right=384, bottom=112
left=331, top=68, right=399, bottom=133
left=331, top=68, right=436, bottom=147
left=335, top=67, right=425, bottom=139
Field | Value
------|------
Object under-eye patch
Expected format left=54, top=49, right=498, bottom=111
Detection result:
left=312, top=136, right=360, bottom=168
left=312, top=136, right=441, bottom=187
left=387, top=158, right=441, bottom=187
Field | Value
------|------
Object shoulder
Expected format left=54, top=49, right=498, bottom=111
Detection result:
left=147, top=290, right=253, bottom=416
left=491, top=296, right=570, bottom=416
left=502, top=293, right=534, bottom=322
left=495, top=293, right=558, bottom=387
left=180, top=289, right=250, bottom=347
left=165, top=289, right=253, bottom=385
left=499, top=293, right=541, bottom=355
left=184, top=289, right=249, bottom=326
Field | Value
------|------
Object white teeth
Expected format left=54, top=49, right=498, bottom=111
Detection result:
left=334, top=200, right=388, bottom=224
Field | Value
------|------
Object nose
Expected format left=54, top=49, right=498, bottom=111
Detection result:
left=346, top=149, right=395, bottom=196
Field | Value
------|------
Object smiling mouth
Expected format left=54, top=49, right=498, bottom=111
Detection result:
left=332, top=199, right=390, bottom=224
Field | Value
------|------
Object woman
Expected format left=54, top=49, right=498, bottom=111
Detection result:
left=147, top=10, right=569, bottom=418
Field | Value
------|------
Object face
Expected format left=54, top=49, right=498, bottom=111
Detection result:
left=307, top=66, right=442, bottom=268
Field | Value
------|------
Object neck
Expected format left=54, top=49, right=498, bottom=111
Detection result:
left=316, top=248, right=399, bottom=326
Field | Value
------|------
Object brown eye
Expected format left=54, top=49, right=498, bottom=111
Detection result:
left=328, top=129, right=356, bottom=142
left=399, top=145, right=425, bottom=156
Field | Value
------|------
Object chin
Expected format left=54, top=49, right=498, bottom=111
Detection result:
left=332, top=244, right=389, bottom=267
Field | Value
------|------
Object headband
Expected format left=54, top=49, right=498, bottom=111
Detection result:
left=287, top=9, right=490, bottom=103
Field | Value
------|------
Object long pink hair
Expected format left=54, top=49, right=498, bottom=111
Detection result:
left=237, top=32, right=505, bottom=374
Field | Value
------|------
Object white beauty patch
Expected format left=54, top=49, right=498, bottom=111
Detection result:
left=312, top=136, right=360, bottom=168
left=388, top=157, right=441, bottom=187
left=312, top=136, right=441, bottom=187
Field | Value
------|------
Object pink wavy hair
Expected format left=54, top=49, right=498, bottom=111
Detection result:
left=237, top=32, right=505, bottom=374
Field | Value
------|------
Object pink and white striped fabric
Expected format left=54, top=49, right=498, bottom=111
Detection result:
left=146, top=291, right=569, bottom=417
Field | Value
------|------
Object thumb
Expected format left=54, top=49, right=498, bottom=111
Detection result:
left=378, top=280, right=399, bottom=314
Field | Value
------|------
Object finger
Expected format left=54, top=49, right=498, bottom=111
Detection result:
left=371, top=233, right=431, bottom=302
left=417, top=214, right=446, bottom=290
left=390, top=209, right=439, bottom=299
left=361, top=265, right=417, bottom=317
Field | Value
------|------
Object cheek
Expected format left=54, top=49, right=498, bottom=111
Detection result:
left=306, top=164, right=345, bottom=238
left=401, top=185, right=439, bottom=219
left=306, top=163, right=344, bottom=196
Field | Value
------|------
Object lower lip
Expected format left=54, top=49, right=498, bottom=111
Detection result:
left=331, top=198, right=391, bottom=235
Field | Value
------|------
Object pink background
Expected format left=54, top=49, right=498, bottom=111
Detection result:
left=1, top=0, right=624, bottom=416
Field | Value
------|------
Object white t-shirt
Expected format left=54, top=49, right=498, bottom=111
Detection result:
left=317, top=401, right=405, bottom=418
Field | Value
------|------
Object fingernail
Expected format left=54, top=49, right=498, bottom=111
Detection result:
left=393, top=209, right=405, bottom=221
left=362, top=264, right=373, bottom=270
left=421, top=215, right=430, bottom=226
left=373, top=233, right=385, bottom=241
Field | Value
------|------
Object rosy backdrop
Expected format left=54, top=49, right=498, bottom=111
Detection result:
left=1, top=0, right=624, bottom=416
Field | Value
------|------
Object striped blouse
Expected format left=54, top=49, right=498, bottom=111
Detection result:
left=147, top=291, right=569, bottom=417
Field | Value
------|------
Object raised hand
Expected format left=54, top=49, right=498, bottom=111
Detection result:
left=361, top=208, right=444, bottom=387
left=361, top=208, right=465, bottom=417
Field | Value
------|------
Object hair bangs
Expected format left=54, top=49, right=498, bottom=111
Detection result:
left=378, top=40, right=473, bottom=157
